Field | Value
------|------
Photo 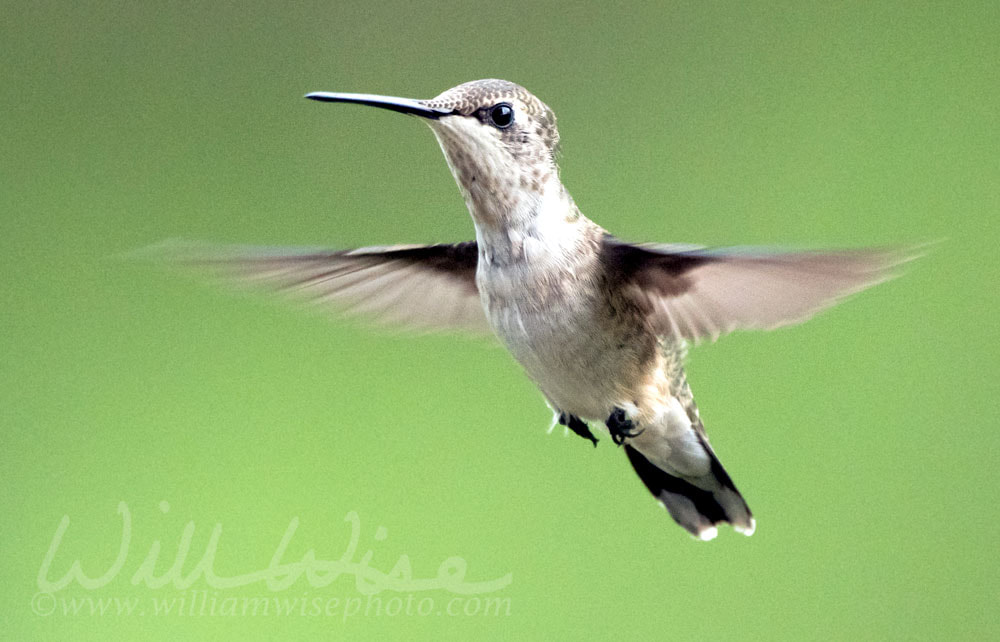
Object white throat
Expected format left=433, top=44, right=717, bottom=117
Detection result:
left=473, top=177, right=592, bottom=269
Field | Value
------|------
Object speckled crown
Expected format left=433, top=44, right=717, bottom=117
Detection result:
left=424, top=79, right=560, bottom=154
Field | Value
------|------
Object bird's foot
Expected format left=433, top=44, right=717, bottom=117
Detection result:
left=606, top=407, right=644, bottom=446
left=559, top=413, right=599, bottom=448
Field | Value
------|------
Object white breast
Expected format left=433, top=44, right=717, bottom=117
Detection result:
left=478, top=254, right=642, bottom=421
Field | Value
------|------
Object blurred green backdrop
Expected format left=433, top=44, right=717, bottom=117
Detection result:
left=3, top=0, right=998, bottom=639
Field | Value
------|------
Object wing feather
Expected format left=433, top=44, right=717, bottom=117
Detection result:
left=602, top=236, right=914, bottom=342
left=143, top=240, right=489, bottom=334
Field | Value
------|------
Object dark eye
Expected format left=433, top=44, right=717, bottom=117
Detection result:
left=488, top=103, right=514, bottom=129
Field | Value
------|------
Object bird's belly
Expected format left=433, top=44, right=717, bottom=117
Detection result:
left=485, top=299, right=647, bottom=421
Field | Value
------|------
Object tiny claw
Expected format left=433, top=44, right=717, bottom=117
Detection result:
left=560, top=413, right=599, bottom=447
left=606, top=407, right=644, bottom=446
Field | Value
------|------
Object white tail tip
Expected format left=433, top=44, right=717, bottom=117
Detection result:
left=696, top=526, right=719, bottom=541
left=733, top=518, right=757, bottom=537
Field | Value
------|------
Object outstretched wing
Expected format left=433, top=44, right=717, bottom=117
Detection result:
left=145, top=240, right=490, bottom=334
left=601, top=236, right=912, bottom=343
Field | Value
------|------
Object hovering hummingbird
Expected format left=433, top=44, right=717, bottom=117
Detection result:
left=164, top=79, right=908, bottom=540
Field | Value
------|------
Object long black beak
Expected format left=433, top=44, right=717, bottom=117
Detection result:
left=305, top=92, right=454, bottom=119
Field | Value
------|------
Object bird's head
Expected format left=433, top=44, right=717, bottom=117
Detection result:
left=307, top=79, right=564, bottom=228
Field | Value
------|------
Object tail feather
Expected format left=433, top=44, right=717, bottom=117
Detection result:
left=624, top=442, right=754, bottom=540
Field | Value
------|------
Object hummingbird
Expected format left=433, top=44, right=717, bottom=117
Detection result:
left=164, top=79, right=907, bottom=540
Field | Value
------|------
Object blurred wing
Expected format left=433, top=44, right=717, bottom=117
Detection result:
left=146, top=240, right=490, bottom=334
left=601, top=236, right=913, bottom=343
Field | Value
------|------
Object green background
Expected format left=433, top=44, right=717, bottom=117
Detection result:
left=3, top=0, right=998, bottom=639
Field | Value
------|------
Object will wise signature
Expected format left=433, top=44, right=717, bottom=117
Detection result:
left=37, top=502, right=512, bottom=596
